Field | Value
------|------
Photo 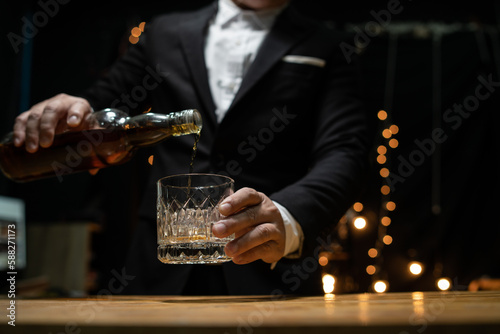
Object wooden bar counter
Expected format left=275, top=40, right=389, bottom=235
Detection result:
left=2, top=291, right=500, bottom=333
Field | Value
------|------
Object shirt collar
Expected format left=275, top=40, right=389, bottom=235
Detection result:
left=215, top=0, right=288, bottom=30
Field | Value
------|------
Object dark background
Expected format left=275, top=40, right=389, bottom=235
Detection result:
left=1, top=0, right=499, bottom=294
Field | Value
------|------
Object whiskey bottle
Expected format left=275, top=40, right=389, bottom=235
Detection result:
left=0, top=108, right=202, bottom=182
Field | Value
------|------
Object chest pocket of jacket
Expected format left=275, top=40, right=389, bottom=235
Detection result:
left=278, top=59, right=325, bottom=79
left=267, top=61, right=325, bottom=101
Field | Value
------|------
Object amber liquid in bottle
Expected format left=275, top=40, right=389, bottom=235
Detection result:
left=0, top=129, right=127, bottom=182
left=0, top=117, right=201, bottom=183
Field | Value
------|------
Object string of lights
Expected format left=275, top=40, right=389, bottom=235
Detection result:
left=319, top=24, right=480, bottom=295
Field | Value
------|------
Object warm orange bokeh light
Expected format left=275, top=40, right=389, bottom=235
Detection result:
left=386, top=201, right=396, bottom=211
left=389, top=138, right=399, bottom=148
left=381, top=185, right=391, bottom=195
left=129, top=35, right=139, bottom=44
left=389, top=124, right=399, bottom=134
left=378, top=110, right=388, bottom=120
left=131, top=27, right=142, bottom=37
left=319, top=256, right=329, bottom=267
left=383, top=235, right=393, bottom=245
left=366, top=265, right=376, bottom=275
left=353, top=202, right=363, bottom=212
left=368, top=248, right=378, bottom=258
left=381, top=216, right=391, bottom=226
left=377, top=145, right=387, bottom=155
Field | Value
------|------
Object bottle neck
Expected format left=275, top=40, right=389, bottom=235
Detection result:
left=125, top=109, right=202, bottom=147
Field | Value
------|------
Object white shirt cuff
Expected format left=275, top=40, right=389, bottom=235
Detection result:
left=273, top=201, right=304, bottom=259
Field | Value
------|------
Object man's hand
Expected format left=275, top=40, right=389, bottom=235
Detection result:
left=13, top=93, right=93, bottom=152
left=212, top=187, right=286, bottom=264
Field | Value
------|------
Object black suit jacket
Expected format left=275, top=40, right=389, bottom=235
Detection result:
left=83, top=2, right=369, bottom=295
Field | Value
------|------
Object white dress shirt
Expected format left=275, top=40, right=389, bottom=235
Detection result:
left=204, top=0, right=303, bottom=258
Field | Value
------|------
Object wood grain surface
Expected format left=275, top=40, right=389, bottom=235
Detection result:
left=1, top=291, right=499, bottom=333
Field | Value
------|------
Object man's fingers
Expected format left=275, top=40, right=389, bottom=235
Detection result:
left=38, top=97, right=92, bottom=147
left=219, top=187, right=264, bottom=216
left=13, top=111, right=31, bottom=147
left=27, top=98, right=68, bottom=151
left=12, top=94, right=93, bottom=151
left=24, top=110, right=45, bottom=152
left=53, top=100, right=93, bottom=134
left=212, top=187, right=286, bottom=265
left=214, top=203, right=278, bottom=238
left=225, top=223, right=281, bottom=257
left=214, top=187, right=279, bottom=237
left=66, top=99, right=92, bottom=128
left=230, top=240, right=282, bottom=264
left=38, top=104, right=64, bottom=148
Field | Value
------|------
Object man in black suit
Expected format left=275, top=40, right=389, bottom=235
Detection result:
left=12, top=0, right=369, bottom=295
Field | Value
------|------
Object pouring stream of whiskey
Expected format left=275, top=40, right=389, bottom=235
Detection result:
left=187, top=130, right=201, bottom=189
left=189, top=130, right=200, bottom=174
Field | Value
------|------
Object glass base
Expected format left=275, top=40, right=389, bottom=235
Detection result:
left=157, top=242, right=231, bottom=264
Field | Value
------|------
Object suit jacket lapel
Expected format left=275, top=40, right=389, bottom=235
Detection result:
left=227, top=6, right=316, bottom=112
left=179, top=2, right=218, bottom=125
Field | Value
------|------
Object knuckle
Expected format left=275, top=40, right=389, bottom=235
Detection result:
left=256, top=224, right=273, bottom=241
left=255, top=191, right=265, bottom=201
left=245, top=206, right=258, bottom=222
left=260, top=242, right=278, bottom=262
left=25, top=131, right=39, bottom=142
left=45, top=100, right=61, bottom=111
left=79, top=98, right=90, bottom=106
left=261, top=241, right=274, bottom=252
left=240, top=249, right=258, bottom=264
left=39, top=122, right=54, bottom=132
left=27, top=113, right=42, bottom=122
left=69, top=100, right=89, bottom=111
left=15, top=113, right=27, bottom=124
left=242, top=187, right=259, bottom=197
left=268, top=204, right=280, bottom=217
left=68, top=99, right=92, bottom=114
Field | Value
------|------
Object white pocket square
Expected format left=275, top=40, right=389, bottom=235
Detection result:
left=282, top=55, right=326, bottom=68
